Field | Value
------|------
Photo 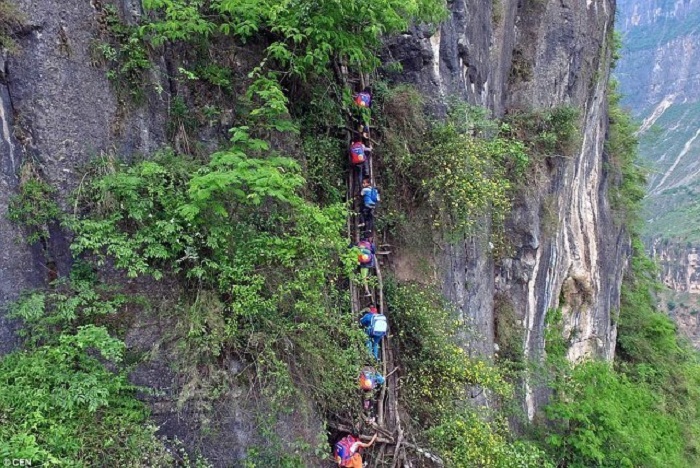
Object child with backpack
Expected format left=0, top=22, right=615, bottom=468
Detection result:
left=360, top=303, right=388, bottom=361
left=356, top=239, right=376, bottom=297
left=349, top=140, right=372, bottom=191
left=352, top=87, right=372, bottom=129
left=353, top=87, right=372, bottom=109
left=359, top=178, right=380, bottom=236
left=359, top=366, right=385, bottom=424
left=334, top=432, right=378, bottom=468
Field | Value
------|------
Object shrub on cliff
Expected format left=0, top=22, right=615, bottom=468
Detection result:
left=68, top=142, right=367, bottom=421
left=0, top=326, right=175, bottom=466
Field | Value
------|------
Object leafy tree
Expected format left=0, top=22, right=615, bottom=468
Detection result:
left=386, top=281, right=510, bottom=425
left=143, top=0, right=445, bottom=74
left=140, top=0, right=446, bottom=127
left=544, top=361, right=686, bottom=468
left=69, top=143, right=366, bottom=419
left=0, top=326, right=173, bottom=466
left=428, top=408, right=552, bottom=468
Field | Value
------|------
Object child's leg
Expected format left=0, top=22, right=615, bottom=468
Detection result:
left=360, top=205, right=369, bottom=228
left=366, top=208, right=374, bottom=233
left=355, top=165, right=363, bottom=192
left=373, top=335, right=382, bottom=360
left=365, top=336, right=374, bottom=358
left=348, top=453, right=363, bottom=468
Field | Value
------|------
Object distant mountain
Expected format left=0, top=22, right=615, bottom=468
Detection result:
left=616, top=0, right=700, bottom=346
left=616, top=0, right=700, bottom=242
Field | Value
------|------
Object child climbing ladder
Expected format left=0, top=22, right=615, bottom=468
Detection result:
left=333, top=71, right=444, bottom=468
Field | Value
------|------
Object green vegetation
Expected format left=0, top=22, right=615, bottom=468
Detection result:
left=387, top=281, right=553, bottom=467
left=3, top=1, right=458, bottom=464
left=8, top=268, right=130, bottom=346
left=543, top=361, right=688, bottom=467
left=417, top=122, right=524, bottom=236
left=491, top=0, right=504, bottom=25
left=504, top=105, right=580, bottom=159
left=139, top=0, right=446, bottom=132
left=523, top=79, right=700, bottom=468
left=428, top=409, right=552, bottom=468
left=0, top=263, right=185, bottom=465
left=7, top=163, right=62, bottom=244
left=142, top=0, right=445, bottom=75
left=531, top=239, right=700, bottom=467
left=0, top=0, right=23, bottom=53
left=606, top=80, right=646, bottom=228
left=387, top=282, right=510, bottom=423
left=375, top=88, right=529, bottom=240
left=494, top=293, right=525, bottom=367
left=0, top=325, right=174, bottom=466
left=5, top=0, right=699, bottom=465
left=68, top=144, right=368, bottom=417
left=94, top=4, right=152, bottom=101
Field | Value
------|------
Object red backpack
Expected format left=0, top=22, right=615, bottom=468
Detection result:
left=350, top=141, right=366, bottom=165
left=354, top=92, right=371, bottom=108
left=334, top=435, right=358, bottom=465
left=358, top=241, right=373, bottom=265
left=359, top=371, right=375, bottom=390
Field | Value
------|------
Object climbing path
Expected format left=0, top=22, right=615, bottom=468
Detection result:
left=329, top=63, right=443, bottom=468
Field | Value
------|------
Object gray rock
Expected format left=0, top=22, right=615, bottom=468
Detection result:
left=390, top=0, right=624, bottom=418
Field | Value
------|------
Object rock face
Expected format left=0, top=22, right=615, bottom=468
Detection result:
left=390, top=0, right=623, bottom=417
left=0, top=0, right=168, bottom=345
left=0, top=0, right=623, bottom=458
left=652, top=239, right=700, bottom=293
left=648, top=239, right=700, bottom=348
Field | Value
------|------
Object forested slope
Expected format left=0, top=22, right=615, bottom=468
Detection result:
left=1, top=0, right=699, bottom=466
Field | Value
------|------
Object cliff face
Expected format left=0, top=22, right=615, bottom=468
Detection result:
left=389, top=0, right=622, bottom=416
left=0, top=0, right=622, bottom=458
left=0, top=0, right=167, bottom=353
left=651, top=239, right=700, bottom=292
left=0, top=4, right=160, bottom=281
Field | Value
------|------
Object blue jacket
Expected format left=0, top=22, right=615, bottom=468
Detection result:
left=360, top=312, right=374, bottom=329
left=360, top=311, right=385, bottom=333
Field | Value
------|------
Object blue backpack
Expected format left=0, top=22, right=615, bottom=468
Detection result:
left=369, top=187, right=379, bottom=205
left=363, top=187, right=379, bottom=208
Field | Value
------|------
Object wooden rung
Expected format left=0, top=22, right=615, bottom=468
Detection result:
left=329, top=422, right=395, bottom=444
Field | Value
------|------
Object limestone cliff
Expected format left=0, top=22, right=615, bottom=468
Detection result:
left=388, top=0, right=623, bottom=417
left=649, top=238, right=700, bottom=347
left=0, top=0, right=624, bottom=461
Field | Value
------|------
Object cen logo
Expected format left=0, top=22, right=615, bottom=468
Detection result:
left=4, top=460, right=32, bottom=467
